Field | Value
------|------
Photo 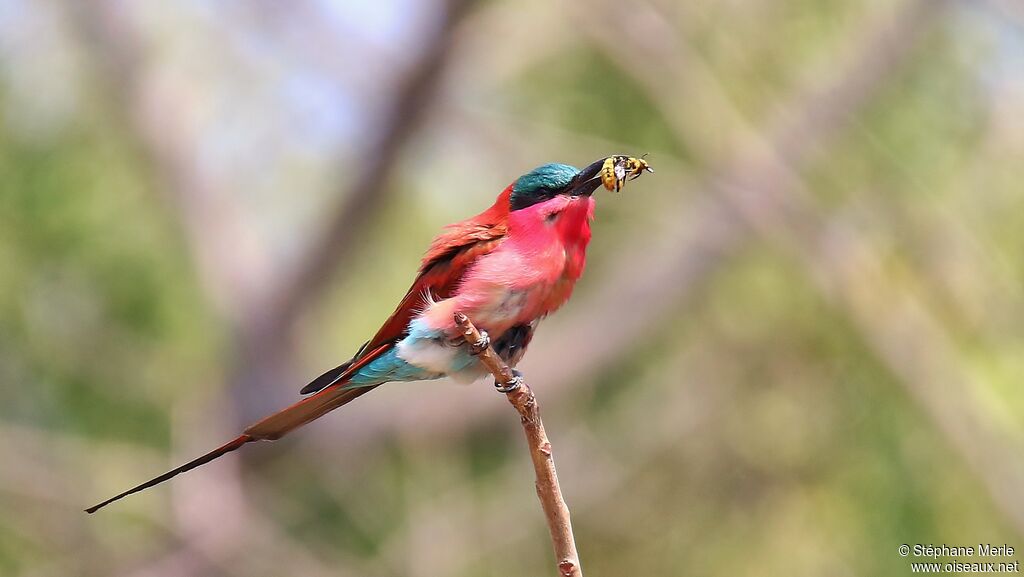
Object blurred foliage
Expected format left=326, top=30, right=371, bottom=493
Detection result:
left=1, top=0, right=1023, bottom=576
left=0, top=95, right=214, bottom=447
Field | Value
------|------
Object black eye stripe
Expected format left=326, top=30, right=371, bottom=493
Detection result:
left=509, top=186, right=560, bottom=211
left=509, top=163, right=581, bottom=211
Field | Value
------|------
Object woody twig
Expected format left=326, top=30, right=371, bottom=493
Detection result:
left=454, top=312, right=583, bottom=577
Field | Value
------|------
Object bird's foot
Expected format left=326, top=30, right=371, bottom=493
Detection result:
left=469, top=330, right=490, bottom=355
left=495, top=369, right=523, bottom=393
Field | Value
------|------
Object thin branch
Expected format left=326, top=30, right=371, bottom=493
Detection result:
left=376, top=347, right=729, bottom=575
left=454, top=313, right=583, bottom=577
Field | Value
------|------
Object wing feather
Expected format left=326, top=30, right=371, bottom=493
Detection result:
left=300, top=187, right=511, bottom=394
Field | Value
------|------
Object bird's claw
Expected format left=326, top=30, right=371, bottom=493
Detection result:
left=469, top=331, right=490, bottom=355
left=495, top=370, right=523, bottom=393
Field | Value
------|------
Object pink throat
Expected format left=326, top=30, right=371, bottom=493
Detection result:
left=503, top=194, right=595, bottom=307
left=508, top=194, right=594, bottom=264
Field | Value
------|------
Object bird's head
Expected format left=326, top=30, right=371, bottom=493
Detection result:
left=509, top=158, right=622, bottom=211
left=508, top=157, right=649, bottom=212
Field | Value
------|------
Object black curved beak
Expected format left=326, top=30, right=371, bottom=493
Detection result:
left=566, top=158, right=608, bottom=197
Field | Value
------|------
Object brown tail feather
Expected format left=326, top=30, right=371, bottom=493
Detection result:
left=244, top=385, right=377, bottom=440
left=86, top=345, right=392, bottom=513
left=85, top=434, right=253, bottom=513
left=243, top=344, right=389, bottom=441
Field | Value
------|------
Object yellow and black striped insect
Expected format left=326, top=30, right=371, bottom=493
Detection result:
left=600, top=154, right=654, bottom=192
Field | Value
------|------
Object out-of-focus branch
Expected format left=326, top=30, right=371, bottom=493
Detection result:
left=73, top=0, right=272, bottom=319
left=980, top=0, right=1024, bottom=30
left=69, top=0, right=472, bottom=569
left=801, top=204, right=1024, bottom=535
left=531, top=0, right=943, bottom=388
left=79, top=0, right=478, bottom=422
left=584, top=0, right=1024, bottom=535
left=454, top=313, right=583, bottom=577
left=234, top=0, right=477, bottom=421
left=265, top=0, right=476, bottom=337
left=71, top=0, right=267, bottom=566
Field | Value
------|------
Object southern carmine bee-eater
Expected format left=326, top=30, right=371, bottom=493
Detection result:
left=86, top=155, right=653, bottom=513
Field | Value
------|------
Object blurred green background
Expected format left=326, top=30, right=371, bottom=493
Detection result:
left=1, top=0, right=1023, bottom=575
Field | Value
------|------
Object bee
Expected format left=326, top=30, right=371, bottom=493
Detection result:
left=600, top=154, right=654, bottom=192
left=624, top=154, right=654, bottom=181
left=600, top=156, right=625, bottom=192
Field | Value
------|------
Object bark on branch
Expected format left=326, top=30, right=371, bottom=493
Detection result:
left=454, top=312, right=583, bottom=577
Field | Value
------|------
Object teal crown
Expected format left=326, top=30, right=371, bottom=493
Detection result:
left=510, top=163, right=579, bottom=211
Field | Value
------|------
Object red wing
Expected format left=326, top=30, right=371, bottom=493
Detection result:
left=363, top=189, right=512, bottom=353
left=364, top=231, right=504, bottom=350
left=246, top=216, right=508, bottom=436
left=364, top=185, right=513, bottom=352
left=301, top=190, right=511, bottom=395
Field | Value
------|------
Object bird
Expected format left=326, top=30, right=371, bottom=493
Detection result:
left=86, top=155, right=652, bottom=513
